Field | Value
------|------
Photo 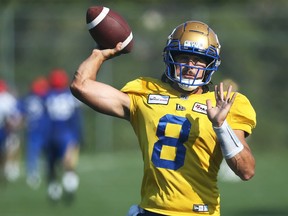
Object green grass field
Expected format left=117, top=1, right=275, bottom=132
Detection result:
left=1, top=150, right=287, bottom=216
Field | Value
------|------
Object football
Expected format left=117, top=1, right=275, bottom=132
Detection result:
left=86, top=6, right=134, bottom=54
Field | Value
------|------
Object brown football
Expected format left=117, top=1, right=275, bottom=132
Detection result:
left=86, top=6, right=134, bottom=54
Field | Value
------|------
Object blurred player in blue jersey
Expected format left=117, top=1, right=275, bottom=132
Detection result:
left=71, top=21, right=257, bottom=216
left=19, top=76, right=50, bottom=189
left=0, top=79, right=22, bottom=183
left=45, top=69, right=83, bottom=201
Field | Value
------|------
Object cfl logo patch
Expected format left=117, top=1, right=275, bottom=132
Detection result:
left=193, top=204, right=209, bottom=212
left=176, top=104, right=186, bottom=111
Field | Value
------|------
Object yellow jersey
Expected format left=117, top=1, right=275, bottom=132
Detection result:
left=121, top=77, right=256, bottom=216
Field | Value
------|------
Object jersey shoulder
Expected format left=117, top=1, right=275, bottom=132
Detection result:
left=228, top=92, right=257, bottom=134
left=121, top=77, right=170, bottom=94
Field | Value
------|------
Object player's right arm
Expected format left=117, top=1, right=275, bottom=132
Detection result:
left=70, top=43, right=130, bottom=121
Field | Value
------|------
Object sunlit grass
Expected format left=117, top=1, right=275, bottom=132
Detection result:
left=0, top=150, right=287, bottom=216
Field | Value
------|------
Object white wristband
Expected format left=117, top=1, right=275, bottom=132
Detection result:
left=213, top=120, right=244, bottom=159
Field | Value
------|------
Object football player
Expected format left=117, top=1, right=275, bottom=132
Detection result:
left=71, top=21, right=256, bottom=215
left=0, top=80, right=22, bottom=183
left=19, top=76, right=50, bottom=189
left=45, top=69, right=83, bottom=201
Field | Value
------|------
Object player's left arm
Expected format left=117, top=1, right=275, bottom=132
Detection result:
left=226, top=130, right=255, bottom=181
left=206, top=82, right=255, bottom=181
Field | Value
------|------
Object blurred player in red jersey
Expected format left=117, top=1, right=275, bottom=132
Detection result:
left=71, top=21, right=256, bottom=215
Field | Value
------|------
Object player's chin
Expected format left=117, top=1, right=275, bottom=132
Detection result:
left=183, top=75, right=196, bottom=79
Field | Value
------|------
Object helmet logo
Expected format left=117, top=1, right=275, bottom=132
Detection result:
left=184, top=40, right=204, bottom=49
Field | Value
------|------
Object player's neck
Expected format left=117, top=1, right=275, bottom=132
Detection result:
left=172, top=83, right=203, bottom=95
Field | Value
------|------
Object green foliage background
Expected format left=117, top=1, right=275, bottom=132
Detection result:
left=1, top=0, right=287, bottom=153
left=1, top=0, right=288, bottom=215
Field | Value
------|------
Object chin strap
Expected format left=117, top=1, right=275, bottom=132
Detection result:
left=178, top=83, right=198, bottom=91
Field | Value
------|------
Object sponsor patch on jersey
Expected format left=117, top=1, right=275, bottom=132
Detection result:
left=193, top=204, right=209, bottom=212
left=192, top=102, right=207, bottom=114
left=148, top=94, right=169, bottom=105
left=176, top=103, right=186, bottom=111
